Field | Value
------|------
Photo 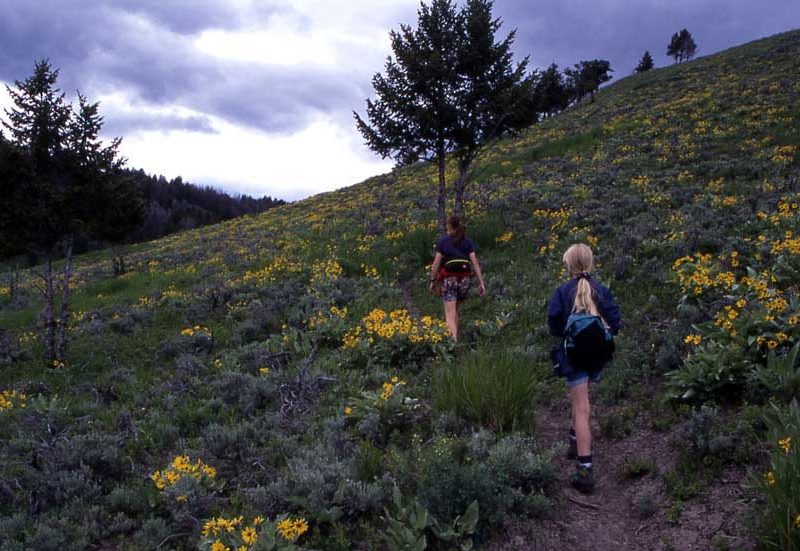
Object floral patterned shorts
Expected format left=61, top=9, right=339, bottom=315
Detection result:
left=441, top=276, right=471, bottom=302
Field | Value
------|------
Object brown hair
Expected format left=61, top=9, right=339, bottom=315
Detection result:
left=563, top=243, right=599, bottom=316
left=448, top=215, right=466, bottom=245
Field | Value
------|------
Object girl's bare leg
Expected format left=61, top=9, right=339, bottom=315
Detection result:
left=444, top=300, right=458, bottom=341
left=569, top=382, right=591, bottom=456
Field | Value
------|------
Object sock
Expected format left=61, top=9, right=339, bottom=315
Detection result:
left=577, top=455, right=593, bottom=469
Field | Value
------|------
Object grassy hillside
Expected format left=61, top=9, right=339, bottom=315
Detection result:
left=1, top=29, right=799, bottom=550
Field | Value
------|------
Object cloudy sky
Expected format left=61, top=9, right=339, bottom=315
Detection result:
left=1, top=1, right=797, bottom=201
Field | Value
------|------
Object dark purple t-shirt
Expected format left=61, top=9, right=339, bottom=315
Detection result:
left=436, top=235, right=475, bottom=261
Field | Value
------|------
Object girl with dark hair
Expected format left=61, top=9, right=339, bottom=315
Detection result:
left=547, top=243, right=621, bottom=493
left=429, top=216, right=486, bottom=341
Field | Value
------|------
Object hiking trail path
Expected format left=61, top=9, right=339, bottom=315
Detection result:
left=490, top=398, right=757, bottom=551
left=398, top=283, right=758, bottom=551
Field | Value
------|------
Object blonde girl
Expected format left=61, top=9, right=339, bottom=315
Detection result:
left=547, top=243, right=621, bottom=493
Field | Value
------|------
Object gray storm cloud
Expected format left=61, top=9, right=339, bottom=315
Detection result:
left=1, top=0, right=797, bottom=137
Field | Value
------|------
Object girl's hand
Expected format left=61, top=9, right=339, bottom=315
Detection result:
left=478, top=282, right=486, bottom=297
left=429, top=281, right=436, bottom=293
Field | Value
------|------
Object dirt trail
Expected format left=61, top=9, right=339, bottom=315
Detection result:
left=398, top=280, right=423, bottom=319
left=489, top=399, right=757, bottom=551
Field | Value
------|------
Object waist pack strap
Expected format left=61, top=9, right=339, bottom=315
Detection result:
left=437, top=267, right=473, bottom=281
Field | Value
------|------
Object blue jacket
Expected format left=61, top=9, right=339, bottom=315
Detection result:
left=547, top=276, right=621, bottom=373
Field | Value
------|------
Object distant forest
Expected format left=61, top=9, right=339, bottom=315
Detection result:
left=0, top=124, right=286, bottom=263
left=123, top=170, right=286, bottom=244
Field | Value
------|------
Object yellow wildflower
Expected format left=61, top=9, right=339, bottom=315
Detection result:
left=241, top=526, right=258, bottom=545
left=764, top=471, right=776, bottom=487
left=276, top=518, right=295, bottom=540
left=292, top=517, right=309, bottom=537
left=779, top=437, right=791, bottom=454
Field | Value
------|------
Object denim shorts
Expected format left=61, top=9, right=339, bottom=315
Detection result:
left=566, top=369, right=603, bottom=388
left=441, top=276, right=471, bottom=302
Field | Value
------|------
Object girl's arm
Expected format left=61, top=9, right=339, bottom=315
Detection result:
left=469, top=252, right=486, bottom=297
left=601, top=287, right=622, bottom=334
left=429, top=252, right=443, bottom=293
left=547, top=289, right=565, bottom=337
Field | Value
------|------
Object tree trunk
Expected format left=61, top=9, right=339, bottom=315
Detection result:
left=437, top=151, right=447, bottom=238
left=112, top=246, right=126, bottom=276
left=8, top=263, right=21, bottom=308
left=43, top=255, right=56, bottom=364
left=454, top=162, right=469, bottom=219
left=56, top=237, right=73, bottom=362
left=0, top=329, right=11, bottom=366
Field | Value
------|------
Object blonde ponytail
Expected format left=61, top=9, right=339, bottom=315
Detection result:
left=563, top=243, right=600, bottom=316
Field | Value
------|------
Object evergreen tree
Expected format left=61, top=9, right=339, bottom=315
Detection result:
left=668, top=29, right=698, bottom=63
left=354, top=0, right=537, bottom=233
left=565, top=59, right=613, bottom=103
left=67, top=93, right=144, bottom=276
left=3, top=60, right=71, bottom=169
left=354, top=0, right=461, bottom=236
left=451, top=0, right=537, bottom=217
left=635, top=51, right=654, bottom=73
left=534, top=63, right=570, bottom=117
left=679, top=29, right=698, bottom=62
left=667, top=31, right=682, bottom=63
left=2, top=59, right=142, bottom=365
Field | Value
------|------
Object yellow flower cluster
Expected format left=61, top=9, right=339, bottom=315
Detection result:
left=160, top=286, right=186, bottom=300
left=202, top=515, right=265, bottom=551
left=50, top=359, right=66, bottom=369
left=533, top=207, right=572, bottom=254
left=380, top=376, right=406, bottom=401
left=150, top=455, right=217, bottom=491
left=755, top=334, right=786, bottom=350
left=779, top=436, right=791, bottom=455
left=356, top=234, right=376, bottom=253
left=672, top=253, right=735, bottom=296
left=495, top=231, right=513, bottom=244
left=764, top=471, right=776, bottom=487
left=386, top=230, right=405, bottom=240
left=342, top=308, right=448, bottom=348
left=361, top=264, right=380, bottom=279
left=739, top=272, right=776, bottom=301
left=181, top=325, right=211, bottom=337
left=310, top=258, right=343, bottom=283
left=770, top=234, right=800, bottom=256
left=762, top=198, right=800, bottom=226
left=202, top=514, right=263, bottom=537
left=0, top=389, right=27, bottom=412
left=711, top=195, right=738, bottom=208
left=684, top=334, right=702, bottom=346
left=308, top=305, right=348, bottom=329
left=765, top=297, right=789, bottom=316
left=771, top=144, right=797, bottom=165
left=276, top=517, right=309, bottom=541
left=240, top=256, right=303, bottom=286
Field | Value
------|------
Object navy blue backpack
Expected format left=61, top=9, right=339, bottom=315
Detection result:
left=563, top=313, right=615, bottom=370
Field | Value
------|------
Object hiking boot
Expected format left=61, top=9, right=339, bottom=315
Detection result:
left=566, top=436, right=577, bottom=460
left=571, top=465, right=595, bottom=494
